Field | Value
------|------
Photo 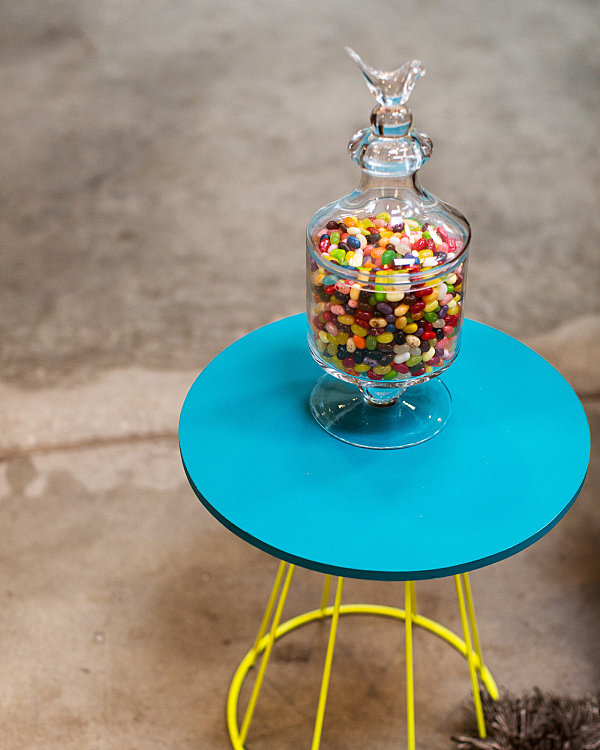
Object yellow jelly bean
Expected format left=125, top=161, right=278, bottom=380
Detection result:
left=425, top=365, right=433, bottom=373
left=359, top=218, right=372, bottom=229
left=350, top=283, right=361, bottom=300
left=338, top=315, right=355, bottom=325
left=331, top=356, right=343, bottom=369
left=318, top=330, right=328, bottom=344
left=337, top=332, right=350, bottom=345
left=326, top=333, right=337, bottom=344
left=394, top=316, right=408, bottom=329
left=345, top=251, right=355, bottom=262
left=373, top=365, right=392, bottom=375
left=315, top=302, right=326, bottom=314
left=376, top=332, right=394, bottom=344
left=313, top=272, right=325, bottom=286
left=418, top=249, right=434, bottom=259
left=422, top=348, right=435, bottom=362
left=354, top=364, right=369, bottom=372
left=446, top=273, right=457, bottom=284
left=351, top=324, right=368, bottom=337
left=376, top=212, right=391, bottom=222
left=316, top=340, right=327, bottom=353
left=403, top=323, right=418, bottom=334
left=327, top=343, right=337, bottom=356
left=394, top=303, right=409, bottom=316
left=424, top=300, right=439, bottom=313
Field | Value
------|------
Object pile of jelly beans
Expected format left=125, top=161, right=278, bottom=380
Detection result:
left=307, top=213, right=465, bottom=382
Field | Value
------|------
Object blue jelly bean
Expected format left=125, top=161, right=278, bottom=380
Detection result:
left=323, top=275, right=338, bottom=286
left=386, top=323, right=396, bottom=332
left=346, top=235, right=361, bottom=250
left=376, top=302, right=393, bottom=315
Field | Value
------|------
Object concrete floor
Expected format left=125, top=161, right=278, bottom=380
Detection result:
left=0, top=1, right=599, bottom=748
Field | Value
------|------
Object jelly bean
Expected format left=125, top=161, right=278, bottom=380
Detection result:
left=374, top=286, right=387, bottom=302
left=337, top=332, right=350, bottom=345
left=410, top=301, right=425, bottom=313
left=411, top=366, right=426, bottom=376
left=403, top=323, right=418, bottom=334
left=337, top=314, right=354, bottom=325
left=424, top=300, right=439, bottom=313
left=325, top=322, right=338, bottom=336
left=422, top=347, right=435, bottom=362
left=329, top=230, right=341, bottom=244
left=353, top=335, right=366, bottom=349
left=354, top=363, right=369, bottom=372
left=327, top=342, right=337, bottom=356
left=381, top=249, right=395, bottom=266
left=351, top=324, right=368, bottom=337
left=394, top=351, right=410, bottom=364
left=406, top=355, right=422, bottom=367
left=394, top=316, right=408, bottom=329
left=376, top=302, right=393, bottom=315
left=319, top=236, right=330, bottom=252
left=376, top=332, right=394, bottom=344
left=346, top=338, right=357, bottom=353
left=386, top=291, right=404, bottom=303
left=365, top=335, right=377, bottom=350
left=421, top=331, right=436, bottom=340
left=330, top=304, right=345, bottom=316
left=405, top=334, right=421, bottom=347
left=424, top=311, right=438, bottom=322
left=373, top=365, right=392, bottom=375
left=347, top=235, right=361, bottom=249
left=369, top=317, right=387, bottom=328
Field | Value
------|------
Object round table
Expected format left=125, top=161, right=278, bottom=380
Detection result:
left=179, top=315, right=590, bottom=750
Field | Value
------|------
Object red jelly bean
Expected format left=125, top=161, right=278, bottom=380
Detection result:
left=445, top=314, right=459, bottom=326
left=410, top=301, right=425, bottom=313
left=421, top=331, right=436, bottom=340
left=322, top=310, right=333, bottom=321
left=412, top=237, right=427, bottom=251
left=368, top=327, right=386, bottom=336
left=412, top=367, right=426, bottom=376
left=355, top=310, right=372, bottom=323
left=366, top=371, right=383, bottom=380
left=443, top=325, right=454, bottom=334
left=422, top=322, right=433, bottom=331
left=392, top=363, right=410, bottom=373
left=312, top=316, right=324, bottom=330
left=319, top=237, right=330, bottom=252
left=342, top=357, right=355, bottom=368
left=414, top=287, right=434, bottom=297
left=429, top=356, right=441, bottom=366
left=447, top=238, right=456, bottom=250
left=324, top=284, right=336, bottom=295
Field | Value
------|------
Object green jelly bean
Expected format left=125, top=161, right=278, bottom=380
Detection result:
left=330, top=230, right=341, bottom=244
left=374, top=285, right=387, bottom=302
left=329, top=247, right=346, bottom=263
left=424, top=311, right=438, bottom=323
left=383, top=370, right=398, bottom=380
left=381, top=249, right=395, bottom=266
left=365, top=335, right=377, bottom=350
left=368, top=294, right=378, bottom=307
left=406, top=355, right=422, bottom=367
left=446, top=284, right=454, bottom=293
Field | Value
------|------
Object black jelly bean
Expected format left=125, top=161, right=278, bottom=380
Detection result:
left=379, top=353, right=394, bottom=366
left=326, top=220, right=340, bottom=230
left=357, top=302, right=373, bottom=312
left=337, top=323, right=351, bottom=333
left=395, top=331, right=406, bottom=344
left=377, top=343, right=394, bottom=352
left=366, top=233, right=381, bottom=244
left=420, top=342, right=431, bottom=353
left=404, top=294, right=417, bottom=305
left=436, top=330, right=445, bottom=340
left=392, top=223, right=404, bottom=233
left=337, top=345, right=348, bottom=358
left=353, top=351, right=364, bottom=364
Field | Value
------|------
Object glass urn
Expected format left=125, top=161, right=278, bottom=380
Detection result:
left=306, top=49, right=470, bottom=449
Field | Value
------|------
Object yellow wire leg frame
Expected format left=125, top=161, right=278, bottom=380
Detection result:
left=227, top=562, right=498, bottom=750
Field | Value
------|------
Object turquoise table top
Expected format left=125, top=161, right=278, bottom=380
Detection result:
left=179, top=315, right=590, bottom=580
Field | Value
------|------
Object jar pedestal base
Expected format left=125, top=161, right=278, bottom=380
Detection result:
left=309, top=374, right=452, bottom=449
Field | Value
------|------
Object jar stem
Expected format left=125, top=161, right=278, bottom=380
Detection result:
left=358, top=384, right=407, bottom=408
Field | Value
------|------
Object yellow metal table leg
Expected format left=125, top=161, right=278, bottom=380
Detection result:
left=454, top=574, right=486, bottom=738
left=405, top=581, right=416, bottom=750
left=312, top=576, right=344, bottom=750
left=239, top=563, right=295, bottom=746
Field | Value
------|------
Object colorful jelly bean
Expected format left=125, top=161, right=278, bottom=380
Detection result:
left=308, top=214, right=465, bottom=383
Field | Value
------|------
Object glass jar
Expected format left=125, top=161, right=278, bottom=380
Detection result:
left=306, top=50, right=470, bottom=449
